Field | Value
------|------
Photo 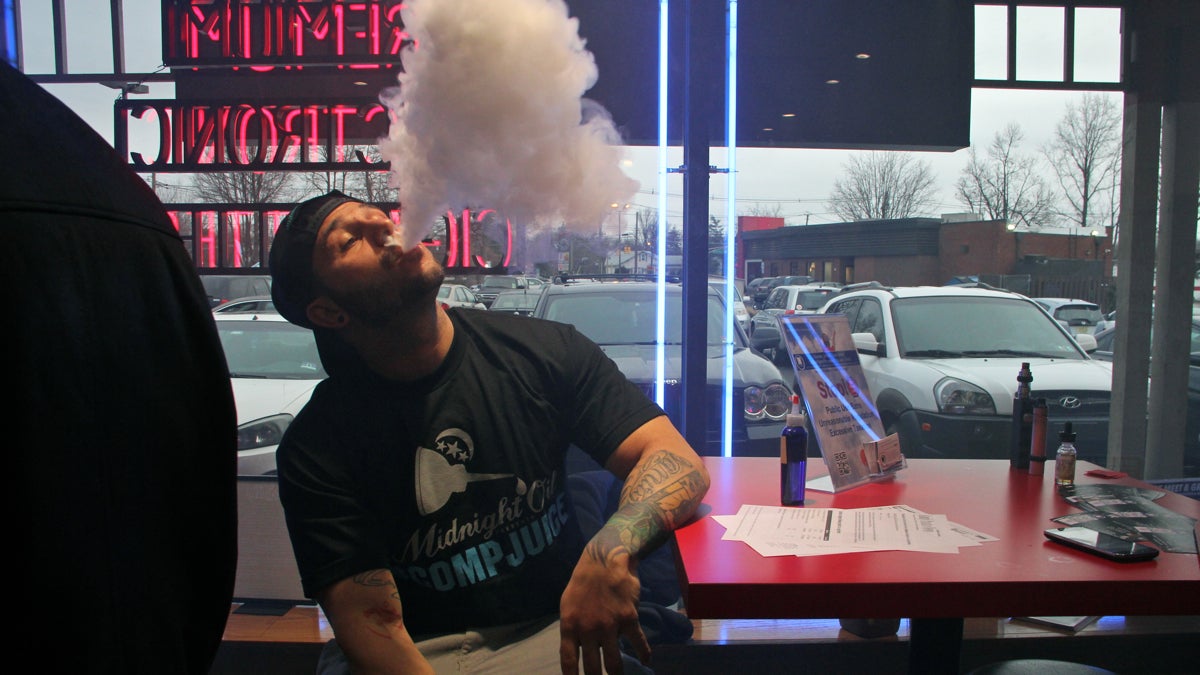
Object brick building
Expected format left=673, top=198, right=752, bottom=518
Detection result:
left=739, top=215, right=1114, bottom=308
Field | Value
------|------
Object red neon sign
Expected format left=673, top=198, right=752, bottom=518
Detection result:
left=166, top=205, right=513, bottom=272
left=164, top=0, right=412, bottom=67
left=117, top=99, right=389, bottom=170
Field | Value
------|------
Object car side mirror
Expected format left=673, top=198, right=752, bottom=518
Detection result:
left=1074, top=333, right=1098, bottom=353
left=852, top=332, right=885, bottom=357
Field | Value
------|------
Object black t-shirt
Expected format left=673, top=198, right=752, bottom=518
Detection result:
left=278, top=309, right=664, bottom=635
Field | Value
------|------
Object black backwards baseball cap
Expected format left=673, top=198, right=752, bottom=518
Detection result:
left=269, top=190, right=363, bottom=329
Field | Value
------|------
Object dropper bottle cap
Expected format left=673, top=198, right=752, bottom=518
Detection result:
left=1059, top=422, right=1076, bottom=442
left=786, top=394, right=805, bottom=427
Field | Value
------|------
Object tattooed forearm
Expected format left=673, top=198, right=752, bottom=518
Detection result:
left=621, top=450, right=689, bottom=502
left=585, top=450, right=708, bottom=562
left=621, top=450, right=707, bottom=521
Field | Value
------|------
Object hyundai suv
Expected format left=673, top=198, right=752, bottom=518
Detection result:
left=819, top=283, right=1112, bottom=463
left=532, top=280, right=792, bottom=456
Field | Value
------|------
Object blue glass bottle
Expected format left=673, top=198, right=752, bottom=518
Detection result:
left=781, top=394, right=808, bottom=506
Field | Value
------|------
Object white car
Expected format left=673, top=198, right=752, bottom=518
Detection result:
left=708, top=278, right=751, bottom=334
left=819, top=283, right=1112, bottom=464
left=438, top=283, right=487, bottom=310
left=214, top=313, right=327, bottom=475
left=1031, top=297, right=1104, bottom=336
left=750, top=284, right=840, bottom=362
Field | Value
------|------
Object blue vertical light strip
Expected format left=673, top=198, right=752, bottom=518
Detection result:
left=2, top=0, right=19, bottom=68
left=654, top=0, right=669, bottom=406
left=721, top=0, right=738, bottom=457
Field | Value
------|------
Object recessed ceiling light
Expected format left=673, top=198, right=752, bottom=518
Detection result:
left=762, top=127, right=774, bottom=132
left=353, top=81, right=368, bottom=86
left=826, top=79, right=840, bottom=85
left=781, top=113, right=796, bottom=118
left=855, top=53, right=870, bottom=60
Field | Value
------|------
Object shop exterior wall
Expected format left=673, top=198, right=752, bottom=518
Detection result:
left=938, top=220, right=1015, bottom=280
left=853, top=255, right=941, bottom=286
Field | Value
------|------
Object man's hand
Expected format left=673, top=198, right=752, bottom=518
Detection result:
left=559, top=542, right=649, bottom=675
left=558, top=417, right=710, bottom=674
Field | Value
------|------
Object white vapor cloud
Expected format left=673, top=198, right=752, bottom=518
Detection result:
left=379, top=0, right=639, bottom=249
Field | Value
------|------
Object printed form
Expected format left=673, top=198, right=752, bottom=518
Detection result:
left=714, top=504, right=997, bottom=557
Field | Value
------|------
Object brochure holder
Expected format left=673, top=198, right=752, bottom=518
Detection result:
left=779, top=314, right=906, bottom=492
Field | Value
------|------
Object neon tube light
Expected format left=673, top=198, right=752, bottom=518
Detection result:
left=655, top=0, right=670, bottom=406
left=722, top=0, right=738, bottom=457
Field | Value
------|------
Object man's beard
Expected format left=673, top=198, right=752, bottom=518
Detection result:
left=326, top=260, right=445, bottom=329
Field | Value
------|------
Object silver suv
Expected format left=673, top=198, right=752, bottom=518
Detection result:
left=750, top=284, right=840, bottom=363
left=533, top=280, right=792, bottom=456
left=819, top=282, right=1112, bottom=462
left=474, top=275, right=543, bottom=307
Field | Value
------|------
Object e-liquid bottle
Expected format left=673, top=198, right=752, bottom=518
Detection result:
left=1010, top=362, right=1034, bottom=470
left=781, top=394, right=808, bottom=506
left=1054, top=422, right=1078, bottom=487
left=1028, top=398, right=1048, bottom=476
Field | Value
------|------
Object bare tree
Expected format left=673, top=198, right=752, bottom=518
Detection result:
left=744, top=202, right=784, bottom=218
left=192, top=166, right=293, bottom=204
left=1043, top=93, right=1122, bottom=231
left=827, top=152, right=939, bottom=221
left=956, top=124, right=1057, bottom=228
left=299, top=145, right=394, bottom=202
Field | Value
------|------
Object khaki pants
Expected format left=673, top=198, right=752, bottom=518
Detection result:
left=316, top=615, right=655, bottom=675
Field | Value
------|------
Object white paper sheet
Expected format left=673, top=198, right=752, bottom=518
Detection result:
left=711, top=504, right=998, bottom=557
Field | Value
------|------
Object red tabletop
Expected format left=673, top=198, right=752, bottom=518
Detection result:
left=674, top=457, right=1200, bottom=620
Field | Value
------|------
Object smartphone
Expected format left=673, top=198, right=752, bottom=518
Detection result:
left=1044, top=527, right=1160, bottom=562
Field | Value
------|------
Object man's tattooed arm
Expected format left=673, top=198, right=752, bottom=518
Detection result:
left=586, top=449, right=709, bottom=563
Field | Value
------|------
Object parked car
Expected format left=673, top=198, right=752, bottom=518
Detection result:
left=1092, top=320, right=1200, bottom=477
left=199, top=274, right=272, bottom=309
left=214, top=312, right=327, bottom=475
left=708, top=277, right=751, bottom=333
left=819, top=283, right=1112, bottom=463
left=438, top=283, right=487, bottom=309
left=213, top=295, right=275, bottom=314
left=532, top=279, right=793, bottom=456
left=749, top=284, right=841, bottom=363
left=753, top=275, right=814, bottom=308
left=489, top=289, right=541, bottom=316
left=745, top=276, right=777, bottom=308
left=1093, top=310, right=1117, bottom=334
left=474, top=275, right=539, bottom=307
left=1032, top=298, right=1105, bottom=336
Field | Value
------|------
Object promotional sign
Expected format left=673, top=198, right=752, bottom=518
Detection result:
left=779, top=314, right=905, bottom=492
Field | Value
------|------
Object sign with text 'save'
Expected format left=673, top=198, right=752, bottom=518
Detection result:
left=779, top=314, right=904, bottom=493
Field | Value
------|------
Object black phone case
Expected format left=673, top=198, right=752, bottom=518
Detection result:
left=1044, top=528, right=1159, bottom=562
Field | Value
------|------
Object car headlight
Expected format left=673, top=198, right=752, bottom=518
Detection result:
left=237, top=414, right=294, bottom=450
left=933, top=378, right=995, bottom=415
left=744, top=383, right=792, bottom=421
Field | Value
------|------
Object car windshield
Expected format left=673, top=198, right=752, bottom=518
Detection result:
left=217, top=321, right=327, bottom=379
left=542, top=290, right=732, bottom=346
left=892, top=296, right=1085, bottom=359
left=481, top=277, right=519, bottom=289
left=437, top=286, right=453, bottom=299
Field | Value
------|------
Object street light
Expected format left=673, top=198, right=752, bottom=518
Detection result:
left=610, top=202, right=631, bottom=272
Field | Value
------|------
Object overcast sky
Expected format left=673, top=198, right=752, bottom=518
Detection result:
left=17, top=1, right=1125, bottom=229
